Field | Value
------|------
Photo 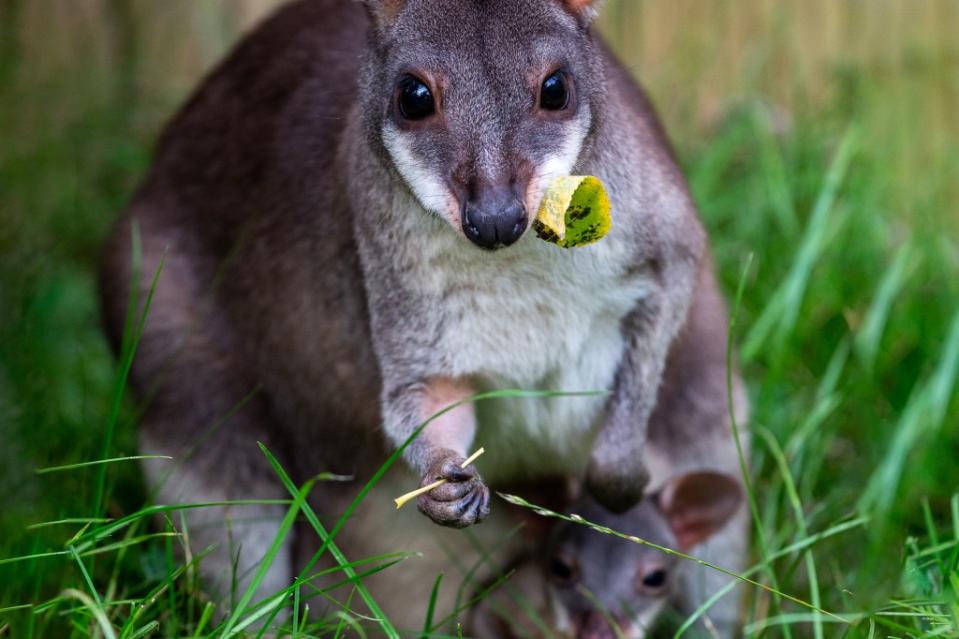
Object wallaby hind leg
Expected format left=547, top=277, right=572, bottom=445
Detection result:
left=102, top=208, right=293, bottom=610
left=140, top=422, right=292, bottom=610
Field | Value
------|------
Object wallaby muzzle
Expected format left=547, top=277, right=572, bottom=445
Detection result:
left=575, top=611, right=632, bottom=639
left=461, top=186, right=528, bottom=250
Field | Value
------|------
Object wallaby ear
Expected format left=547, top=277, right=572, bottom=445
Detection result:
left=658, top=471, right=742, bottom=551
left=559, top=0, right=602, bottom=23
left=360, top=0, right=406, bottom=33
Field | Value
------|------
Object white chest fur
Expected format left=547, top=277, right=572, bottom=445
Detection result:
left=408, top=214, right=654, bottom=480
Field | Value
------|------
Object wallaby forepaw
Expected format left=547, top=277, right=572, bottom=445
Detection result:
left=417, top=453, right=490, bottom=528
left=586, top=456, right=649, bottom=514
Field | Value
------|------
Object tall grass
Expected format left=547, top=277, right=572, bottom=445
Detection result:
left=2, top=2, right=958, bottom=637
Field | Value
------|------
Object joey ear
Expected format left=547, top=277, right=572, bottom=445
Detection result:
left=657, top=472, right=742, bottom=551
left=360, top=0, right=405, bottom=33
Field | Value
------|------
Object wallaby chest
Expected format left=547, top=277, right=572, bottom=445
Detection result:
left=374, top=189, right=655, bottom=478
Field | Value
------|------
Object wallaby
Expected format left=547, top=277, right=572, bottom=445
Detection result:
left=467, top=471, right=742, bottom=639
left=99, top=0, right=743, bottom=614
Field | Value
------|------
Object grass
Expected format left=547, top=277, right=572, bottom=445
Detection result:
left=2, top=4, right=959, bottom=638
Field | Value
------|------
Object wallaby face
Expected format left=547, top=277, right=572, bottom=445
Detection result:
left=361, top=0, right=601, bottom=248
left=546, top=499, right=677, bottom=639
left=545, top=472, right=742, bottom=639
left=464, top=472, right=742, bottom=639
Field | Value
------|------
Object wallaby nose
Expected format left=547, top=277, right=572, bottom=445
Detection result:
left=461, top=187, right=527, bottom=250
left=576, top=612, right=621, bottom=639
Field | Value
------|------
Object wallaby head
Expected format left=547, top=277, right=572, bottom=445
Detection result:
left=359, top=0, right=604, bottom=249
left=545, top=471, right=742, bottom=639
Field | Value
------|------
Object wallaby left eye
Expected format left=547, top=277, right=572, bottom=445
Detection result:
left=540, top=71, right=570, bottom=111
left=642, top=569, right=667, bottom=588
left=635, top=567, right=668, bottom=595
left=396, top=75, right=436, bottom=121
left=548, top=554, right=579, bottom=587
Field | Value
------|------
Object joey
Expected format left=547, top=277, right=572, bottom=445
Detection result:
left=545, top=472, right=742, bottom=639
left=468, top=471, right=742, bottom=639
left=100, top=0, right=719, bottom=609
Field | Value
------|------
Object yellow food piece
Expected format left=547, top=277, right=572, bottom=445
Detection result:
left=533, top=175, right=612, bottom=248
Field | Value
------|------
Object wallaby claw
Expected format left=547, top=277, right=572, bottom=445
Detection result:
left=417, top=453, right=491, bottom=528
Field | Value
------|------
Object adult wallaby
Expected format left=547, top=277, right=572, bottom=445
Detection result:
left=100, top=0, right=741, bottom=612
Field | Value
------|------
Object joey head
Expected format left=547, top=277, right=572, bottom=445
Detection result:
left=468, top=472, right=743, bottom=639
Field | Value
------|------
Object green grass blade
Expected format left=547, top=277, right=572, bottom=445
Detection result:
left=230, top=593, right=287, bottom=637
left=217, top=479, right=314, bottom=638
left=447, top=526, right=525, bottom=634
left=330, top=610, right=369, bottom=639
left=94, top=233, right=165, bottom=519
left=81, top=532, right=180, bottom=558
left=257, top=442, right=401, bottom=639
left=70, top=499, right=291, bottom=551
left=193, top=602, right=216, bottom=638
left=0, top=550, right=71, bottom=566
left=860, top=310, right=959, bottom=514
left=119, top=545, right=215, bottom=638
left=855, top=241, right=916, bottom=371
left=0, top=604, right=33, bottom=614
left=59, top=588, right=117, bottom=639
left=26, top=518, right=112, bottom=530
left=422, top=573, right=444, bottom=639
left=36, top=455, right=171, bottom=474
left=429, top=568, right=518, bottom=631
left=68, top=546, right=104, bottom=610
left=333, top=589, right=355, bottom=639
left=292, top=581, right=301, bottom=639
left=301, top=557, right=408, bottom=602
left=126, top=622, right=160, bottom=639
left=757, top=427, right=824, bottom=639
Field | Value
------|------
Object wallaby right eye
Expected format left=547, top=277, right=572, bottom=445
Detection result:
left=539, top=71, right=570, bottom=111
left=548, top=555, right=579, bottom=587
left=396, top=75, right=435, bottom=121
left=635, top=567, right=669, bottom=596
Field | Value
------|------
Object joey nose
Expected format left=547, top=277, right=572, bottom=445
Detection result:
left=577, top=612, right=619, bottom=639
left=461, top=188, right=527, bottom=250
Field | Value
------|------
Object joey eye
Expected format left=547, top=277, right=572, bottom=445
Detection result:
left=640, top=569, right=667, bottom=590
left=397, top=75, right=435, bottom=121
left=539, top=71, right=570, bottom=111
left=548, top=555, right=579, bottom=586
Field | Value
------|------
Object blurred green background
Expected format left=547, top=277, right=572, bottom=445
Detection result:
left=1, top=1, right=958, bottom=636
